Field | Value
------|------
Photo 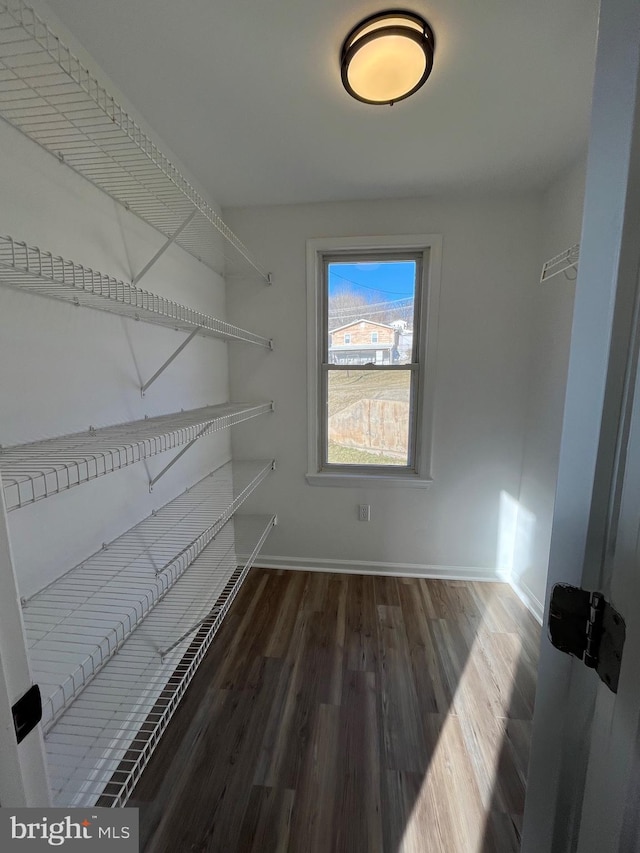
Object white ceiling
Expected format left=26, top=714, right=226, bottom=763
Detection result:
left=46, top=0, right=599, bottom=208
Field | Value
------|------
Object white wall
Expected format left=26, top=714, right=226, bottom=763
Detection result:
left=0, top=99, right=233, bottom=599
left=510, top=155, right=588, bottom=619
left=524, top=0, right=640, bottom=844
left=225, top=195, right=541, bottom=578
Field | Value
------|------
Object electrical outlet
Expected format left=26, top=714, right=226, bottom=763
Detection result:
left=359, top=504, right=371, bottom=522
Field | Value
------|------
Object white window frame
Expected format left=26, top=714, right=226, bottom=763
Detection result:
left=371, top=331, right=379, bottom=343
left=306, top=234, right=441, bottom=488
left=344, top=333, right=351, bottom=344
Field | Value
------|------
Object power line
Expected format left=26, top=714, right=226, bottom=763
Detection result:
left=329, top=305, right=414, bottom=326
left=330, top=268, right=415, bottom=297
left=329, top=295, right=413, bottom=313
left=329, top=309, right=412, bottom=324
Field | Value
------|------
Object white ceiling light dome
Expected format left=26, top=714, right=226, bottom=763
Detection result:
left=340, top=10, right=435, bottom=105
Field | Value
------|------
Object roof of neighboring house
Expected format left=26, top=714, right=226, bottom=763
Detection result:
left=329, top=343, right=395, bottom=352
left=329, top=319, right=397, bottom=334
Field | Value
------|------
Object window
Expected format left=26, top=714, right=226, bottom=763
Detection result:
left=306, top=235, right=441, bottom=486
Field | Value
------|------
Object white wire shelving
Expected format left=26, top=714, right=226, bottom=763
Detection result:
left=0, top=401, right=273, bottom=510
left=540, top=244, right=580, bottom=282
left=0, top=0, right=278, bottom=809
left=45, top=513, right=275, bottom=808
left=23, top=459, right=274, bottom=732
left=0, top=234, right=273, bottom=348
left=0, top=0, right=270, bottom=283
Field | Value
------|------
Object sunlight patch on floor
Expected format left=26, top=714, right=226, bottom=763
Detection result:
left=398, top=590, right=525, bottom=853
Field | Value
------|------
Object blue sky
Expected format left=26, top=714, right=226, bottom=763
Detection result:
left=328, top=261, right=416, bottom=303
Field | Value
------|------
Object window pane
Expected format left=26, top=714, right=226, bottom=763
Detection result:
left=327, top=260, right=416, bottom=366
left=326, top=369, right=412, bottom=466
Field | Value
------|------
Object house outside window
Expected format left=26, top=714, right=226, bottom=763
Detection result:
left=330, top=319, right=397, bottom=365
left=306, top=234, right=442, bottom=486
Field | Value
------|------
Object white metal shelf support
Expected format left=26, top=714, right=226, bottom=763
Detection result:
left=540, top=244, right=580, bottom=282
left=0, top=402, right=273, bottom=510
left=132, top=211, right=197, bottom=286
left=147, top=403, right=273, bottom=491
left=0, top=0, right=270, bottom=283
left=146, top=420, right=217, bottom=492
left=0, top=235, right=273, bottom=349
left=154, top=459, right=277, bottom=577
left=141, top=327, right=201, bottom=397
left=158, top=513, right=277, bottom=659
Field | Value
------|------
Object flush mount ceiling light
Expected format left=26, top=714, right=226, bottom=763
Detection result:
left=340, top=10, right=435, bottom=105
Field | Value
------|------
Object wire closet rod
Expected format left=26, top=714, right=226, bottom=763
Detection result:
left=540, top=243, right=580, bottom=282
left=0, top=0, right=270, bottom=283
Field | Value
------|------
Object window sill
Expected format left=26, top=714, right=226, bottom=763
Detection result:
left=305, top=472, right=434, bottom=489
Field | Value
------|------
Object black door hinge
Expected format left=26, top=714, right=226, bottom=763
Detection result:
left=11, top=684, right=42, bottom=744
left=548, top=583, right=626, bottom=693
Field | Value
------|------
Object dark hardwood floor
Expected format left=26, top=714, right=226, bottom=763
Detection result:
left=131, top=569, right=540, bottom=853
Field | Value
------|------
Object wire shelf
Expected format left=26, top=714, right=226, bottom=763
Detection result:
left=540, top=244, right=580, bottom=282
left=0, top=234, right=273, bottom=348
left=0, top=0, right=269, bottom=282
left=23, top=459, right=274, bottom=730
left=0, top=401, right=273, bottom=510
left=43, top=513, right=275, bottom=807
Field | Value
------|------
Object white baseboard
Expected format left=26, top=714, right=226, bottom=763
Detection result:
left=252, top=556, right=545, bottom=623
left=497, top=570, right=544, bottom=625
left=250, top=554, right=502, bottom=583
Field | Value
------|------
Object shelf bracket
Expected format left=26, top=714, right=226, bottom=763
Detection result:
left=148, top=422, right=211, bottom=491
left=133, top=210, right=197, bottom=285
left=158, top=514, right=278, bottom=659
left=160, top=608, right=221, bottom=660
left=141, top=326, right=202, bottom=396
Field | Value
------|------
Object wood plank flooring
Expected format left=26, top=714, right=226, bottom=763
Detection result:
left=131, top=569, right=540, bottom=853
